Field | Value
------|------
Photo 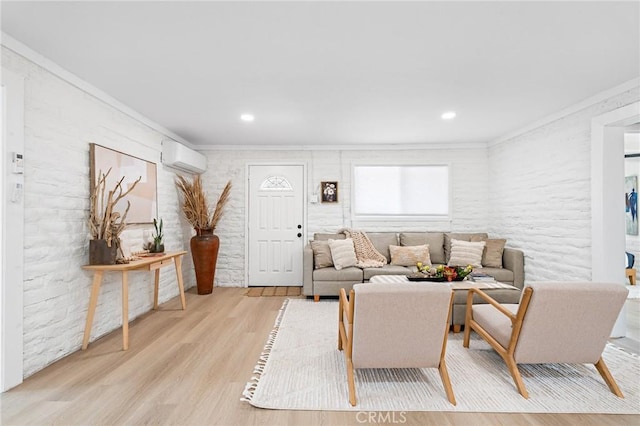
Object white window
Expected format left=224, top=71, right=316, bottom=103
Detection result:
left=352, top=165, right=450, bottom=218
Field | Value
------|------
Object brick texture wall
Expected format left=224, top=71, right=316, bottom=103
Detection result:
left=487, top=88, right=640, bottom=282
left=3, top=47, right=196, bottom=377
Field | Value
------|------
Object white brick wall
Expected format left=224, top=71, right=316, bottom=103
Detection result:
left=203, top=147, right=491, bottom=287
left=488, top=88, right=640, bottom=282
left=3, top=47, right=197, bottom=377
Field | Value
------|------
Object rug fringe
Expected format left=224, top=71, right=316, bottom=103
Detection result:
left=240, top=298, right=290, bottom=402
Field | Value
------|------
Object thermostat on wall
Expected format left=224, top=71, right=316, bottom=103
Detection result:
left=12, top=152, right=24, bottom=174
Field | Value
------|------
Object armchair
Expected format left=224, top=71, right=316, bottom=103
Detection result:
left=463, top=281, right=628, bottom=399
left=338, top=282, right=456, bottom=406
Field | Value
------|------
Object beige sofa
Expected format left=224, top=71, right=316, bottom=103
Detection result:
left=303, top=231, right=525, bottom=327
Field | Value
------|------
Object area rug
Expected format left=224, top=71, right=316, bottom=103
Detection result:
left=627, top=284, right=640, bottom=299
left=242, top=299, right=640, bottom=413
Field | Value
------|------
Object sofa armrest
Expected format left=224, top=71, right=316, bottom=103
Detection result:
left=303, top=244, right=314, bottom=296
left=503, top=248, right=524, bottom=289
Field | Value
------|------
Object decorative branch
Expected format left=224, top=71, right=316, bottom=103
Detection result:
left=89, top=169, right=141, bottom=248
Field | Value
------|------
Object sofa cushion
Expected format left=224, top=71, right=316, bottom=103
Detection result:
left=310, top=240, right=333, bottom=269
left=366, top=233, right=399, bottom=263
left=314, top=233, right=345, bottom=241
left=444, top=232, right=489, bottom=262
left=363, top=265, right=413, bottom=280
left=313, top=266, right=363, bottom=281
left=448, top=239, right=485, bottom=268
left=400, top=232, right=445, bottom=264
left=389, top=244, right=431, bottom=267
left=328, top=238, right=357, bottom=270
left=477, top=267, right=514, bottom=284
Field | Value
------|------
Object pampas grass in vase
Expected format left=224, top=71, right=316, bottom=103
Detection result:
left=175, top=175, right=232, bottom=294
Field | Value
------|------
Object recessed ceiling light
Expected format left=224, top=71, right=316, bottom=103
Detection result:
left=240, top=114, right=255, bottom=122
left=441, top=111, right=456, bottom=120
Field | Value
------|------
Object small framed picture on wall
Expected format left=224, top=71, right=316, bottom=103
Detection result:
left=321, top=181, right=338, bottom=203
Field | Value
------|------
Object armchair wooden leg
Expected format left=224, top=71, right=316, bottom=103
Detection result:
left=505, top=357, right=529, bottom=399
left=463, top=322, right=472, bottom=348
left=463, top=290, right=474, bottom=348
left=314, top=295, right=320, bottom=302
left=438, top=360, right=457, bottom=406
left=346, top=358, right=356, bottom=406
left=595, top=358, right=624, bottom=398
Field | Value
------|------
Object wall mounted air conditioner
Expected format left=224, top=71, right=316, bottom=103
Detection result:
left=161, top=140, right=207, bottom=174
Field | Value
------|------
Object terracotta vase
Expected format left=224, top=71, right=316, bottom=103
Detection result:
left=190, top=229, right=220, bottom=295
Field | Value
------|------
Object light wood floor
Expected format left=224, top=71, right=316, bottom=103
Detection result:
left=1, top=287, right=638, bottom=426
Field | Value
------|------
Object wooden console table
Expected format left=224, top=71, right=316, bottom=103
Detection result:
left=81, top=250, right=187, bottom=350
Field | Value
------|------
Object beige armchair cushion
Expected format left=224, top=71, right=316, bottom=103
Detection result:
left=464, top=281, right=628, bottom=400
left=351, top=283, right=451, bottom=369
left=514, top=282, right=628, bottom=364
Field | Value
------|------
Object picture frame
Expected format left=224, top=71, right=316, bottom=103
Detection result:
left=321, top=181, right=338, bottom=203
left=90, top=143, right=158, bottom=224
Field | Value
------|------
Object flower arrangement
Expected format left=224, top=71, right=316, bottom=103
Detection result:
left=416, top=263, right=473, bottom=282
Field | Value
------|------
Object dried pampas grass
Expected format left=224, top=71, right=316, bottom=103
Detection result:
left=176, top=175, right=232, bottom=232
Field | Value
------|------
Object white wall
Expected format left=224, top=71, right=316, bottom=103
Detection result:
left=488, top=87, right=640, bottom=282
left=1, top=47, right=196, bottom=378
left=203, top=147, right=490, bottom=287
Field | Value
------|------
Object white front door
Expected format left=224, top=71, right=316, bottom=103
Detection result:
left=248, top=165, right=305, bottom=286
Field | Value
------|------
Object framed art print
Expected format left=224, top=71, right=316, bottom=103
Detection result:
left=321, top=181, right=338, bottom=203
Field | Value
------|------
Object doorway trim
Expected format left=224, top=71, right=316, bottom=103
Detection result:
left=244, top=162, right=307, bottom=287
left=591, top=101, right=640, bottom=337
left=1, top=68, right=25, bottom=391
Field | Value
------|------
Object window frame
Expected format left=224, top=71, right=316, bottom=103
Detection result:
left=350, top=162, right=452, bottom=222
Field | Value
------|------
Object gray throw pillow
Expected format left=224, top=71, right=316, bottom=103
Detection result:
left=311, top=240, right=333, bottom=269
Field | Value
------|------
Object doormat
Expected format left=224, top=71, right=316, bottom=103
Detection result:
left=246, top=286, right=302, bottom=297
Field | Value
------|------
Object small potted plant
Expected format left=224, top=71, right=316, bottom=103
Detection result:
left=148, top=218, right=165, bottom=253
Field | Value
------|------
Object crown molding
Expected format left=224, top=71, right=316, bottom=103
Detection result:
left=197, top=141, right=488, bottom=151
left=489, top=77, right=640, bottom=147
left=1, top=32, right=196, bottom=149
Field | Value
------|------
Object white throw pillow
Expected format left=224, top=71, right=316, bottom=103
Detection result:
left=448, top=239, right=485, bottom=268
left=389, top=244, right=431, bottom=267
left=328, top=238, right=358, bottom=270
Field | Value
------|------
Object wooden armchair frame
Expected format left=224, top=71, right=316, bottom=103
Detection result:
left=462, top=287, right=624, bottom=399
left=338, top=287, right=456, bottom=406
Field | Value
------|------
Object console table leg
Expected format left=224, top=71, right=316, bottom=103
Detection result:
left=122, top=271, right=129, bottom=350
left=153, top=269, right=160, bottom=310
left=175, top=256, right=187, bottom=310
left=82, top=271, right=104, bottom=350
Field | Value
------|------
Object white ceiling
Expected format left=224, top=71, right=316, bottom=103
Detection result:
left=1, top=1, right=638, bottom=148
